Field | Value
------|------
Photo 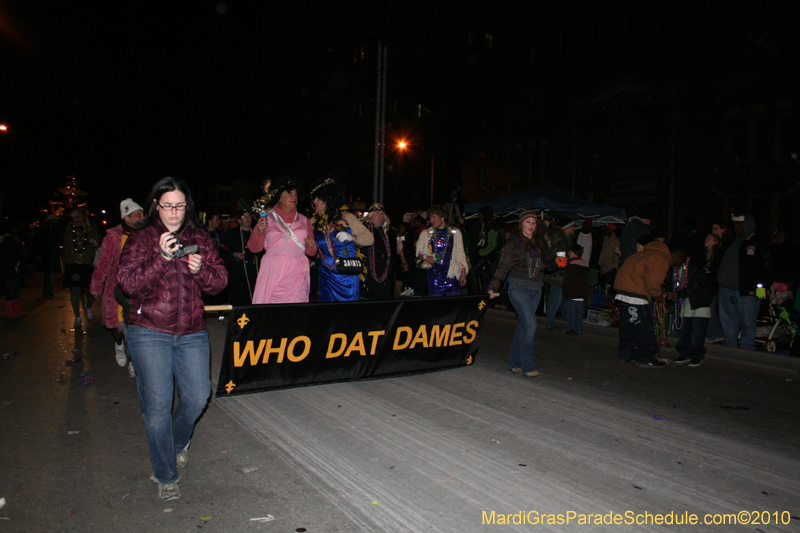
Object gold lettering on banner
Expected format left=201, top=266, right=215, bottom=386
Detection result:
left=262, top=338, right=288, bottom=363
left=326, top=333, right=348, bottom=358
left=233, top=340, right=266, bottom=367
left=393, top=327, right=413, bottom=350
left=429, top=325, right=451, bottom=347
left=409, top=325, right=429, bottom=349
left=287, top=336, right=311, bottom=362
left=344, top=332, right=366, bottom=357
left=367, top=330, right=385, bottom=355
left=449, top=322, right=464, bottom=345
left=463, top=320, right=479, bottom=344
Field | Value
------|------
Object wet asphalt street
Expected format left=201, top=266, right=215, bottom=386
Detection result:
left=1, top=273, right=799, bottom=532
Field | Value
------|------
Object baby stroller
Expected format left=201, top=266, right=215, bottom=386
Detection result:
left=755, top=283, right=796, bottom=353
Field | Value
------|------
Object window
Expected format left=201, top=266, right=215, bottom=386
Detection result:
left=751, top=118, right=770, bottom=163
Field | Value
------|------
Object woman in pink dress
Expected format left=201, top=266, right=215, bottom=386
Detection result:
left=248, top=176, right=317, bottom=304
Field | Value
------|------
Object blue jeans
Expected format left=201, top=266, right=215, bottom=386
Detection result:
left=675, top=316, right=709, bottom=360
left=545, top=284, right=563, bottom=329
left=718, top=286, right=761, bottom=350
left=507, top=283, right=543, bottom=373
left=618, top=300, right=659, bottom=364
left=562, top=299, right=583, bottom=334
left=126, top=326, right=212, bottom=484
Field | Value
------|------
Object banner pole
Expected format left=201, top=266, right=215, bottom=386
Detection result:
left=204, top=305, right=233, bottom=312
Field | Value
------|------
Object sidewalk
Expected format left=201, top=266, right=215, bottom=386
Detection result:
left=486, top=307, right=800, bottom=374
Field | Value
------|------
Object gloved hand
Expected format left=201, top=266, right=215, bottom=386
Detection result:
left=335, top=231, right=354, bottom=243
left=755, top=286, right=766, bottom=300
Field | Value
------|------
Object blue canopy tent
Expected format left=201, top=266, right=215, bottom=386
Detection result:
left=464, top=181, right=626, bottom=225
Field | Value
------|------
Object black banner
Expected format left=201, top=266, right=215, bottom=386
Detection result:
left=215, top=295, right=488, bottom=396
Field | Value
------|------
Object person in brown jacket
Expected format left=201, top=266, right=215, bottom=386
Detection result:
left=613, top=235, right=676, bottom=368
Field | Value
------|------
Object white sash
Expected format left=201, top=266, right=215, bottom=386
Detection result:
left=270, top=210, right=305, bottom=252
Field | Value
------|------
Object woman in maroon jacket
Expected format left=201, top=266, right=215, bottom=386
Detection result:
left=117, top=177, right=228, bottom=501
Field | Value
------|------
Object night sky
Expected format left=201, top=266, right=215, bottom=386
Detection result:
left=0, top=0, right=478, bottom=221
left=3, top=1, right=799, bottom=224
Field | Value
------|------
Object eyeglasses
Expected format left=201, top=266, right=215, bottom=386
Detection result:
left=158, top=203, right=187, bottom=212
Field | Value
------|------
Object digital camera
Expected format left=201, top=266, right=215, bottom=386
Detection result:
left=170, top=232, right=199, bottom=258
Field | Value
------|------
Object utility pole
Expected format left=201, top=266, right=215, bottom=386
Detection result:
left=373, top=42, right=388, bottom=204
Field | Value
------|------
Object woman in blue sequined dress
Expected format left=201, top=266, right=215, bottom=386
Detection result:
left=309, top=177, right=374, bottom=302
left=415, top=205, right=467, bottom=297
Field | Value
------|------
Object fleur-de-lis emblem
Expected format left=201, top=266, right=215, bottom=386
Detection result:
left=225, top=381, right=237, bottom=393
left=478, top=300, right=486, bottom=310
left=237, top=313, right=250, bottom=329
left=466, top=355, right=474, bottom=365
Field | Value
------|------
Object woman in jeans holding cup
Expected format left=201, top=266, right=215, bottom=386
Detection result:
left=488, top=210, right=552, bottom=378
left=117, top=177, right=228, bottom=501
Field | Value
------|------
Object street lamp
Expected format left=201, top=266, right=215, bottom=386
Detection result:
left=0, top=124, right=7, bottom=131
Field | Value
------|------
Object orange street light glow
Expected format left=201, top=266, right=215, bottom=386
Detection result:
left=398, top=141, right=406, bottom=148
left=0, top=125, right=7, bottom=131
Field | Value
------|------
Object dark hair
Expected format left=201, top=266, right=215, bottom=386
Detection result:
left=478, top=206, right=494, bottom=222
left=569, top=244, right=584, bottom=257
left=267, top=175, right=305, bottom=208
left=512, top=225, right=545, bottom=252
left=427, top=205, right=447, bottom=219
left=309, top=175, right=346, bottom=229
left=670, top=244, right=687, bottom=263
left=143, top=177, right=201, bottom=231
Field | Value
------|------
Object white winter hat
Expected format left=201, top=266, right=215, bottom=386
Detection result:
left=120, top=198, right=143, bottom=219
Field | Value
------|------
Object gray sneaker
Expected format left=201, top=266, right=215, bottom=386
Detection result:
left=115, top=342, right=127, bottom=367
left=176, top=448, right=189, bottom=469
left=86, top=306, right=94, bottom=321
left=127, top=360, right=136, bottom=378
left=158, top=482, right=181, bottom=501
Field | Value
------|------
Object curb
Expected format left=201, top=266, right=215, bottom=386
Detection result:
left=485, top=307, right=800, bottom=374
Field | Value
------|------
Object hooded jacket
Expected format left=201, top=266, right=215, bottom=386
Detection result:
left=90, top=224, right=127, bottom=329
left=716, top=215, right=768, bottom=296
left=117, top=219, right=228, bottom=336
left=674, top=257, right=714, bottom=310
left=562, top=257, right=590, bottom=300
left=613, top=240, right=671, bottom=302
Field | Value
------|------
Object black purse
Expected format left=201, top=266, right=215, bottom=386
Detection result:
left=335, top=257, right=363, bottom=275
